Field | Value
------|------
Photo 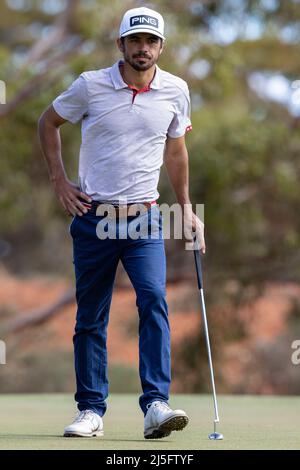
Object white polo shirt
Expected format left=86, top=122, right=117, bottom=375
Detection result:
left=52, top=59, right=192, bottom=203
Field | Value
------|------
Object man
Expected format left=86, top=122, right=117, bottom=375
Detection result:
left=38, top=6, right=205, bottom=439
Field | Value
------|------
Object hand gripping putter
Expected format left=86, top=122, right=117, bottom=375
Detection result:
left=193, top=236, right=223, bottom=440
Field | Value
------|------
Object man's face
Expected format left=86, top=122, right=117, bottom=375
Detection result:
left=117, top=33, right=163, bottom=71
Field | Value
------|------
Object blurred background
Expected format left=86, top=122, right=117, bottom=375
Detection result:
left=0, top=0, right=300, bottom=396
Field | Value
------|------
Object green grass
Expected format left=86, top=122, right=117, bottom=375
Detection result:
left=0, top=394, right=298, bottom=450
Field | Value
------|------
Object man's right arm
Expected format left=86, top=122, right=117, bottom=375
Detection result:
left=38, top=104, right=92, bottom=216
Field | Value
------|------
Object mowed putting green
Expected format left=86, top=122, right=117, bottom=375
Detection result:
left=0, top=394, right=298, bottom=450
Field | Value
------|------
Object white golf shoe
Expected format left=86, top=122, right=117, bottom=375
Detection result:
left=144, top=401, right=189, bottom=439
left=63, top=409, right=104, bottom=437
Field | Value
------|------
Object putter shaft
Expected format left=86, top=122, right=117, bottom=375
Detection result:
left=199, top=287, right=220, bottom=426
left=193, top=237, right=222, bottom=439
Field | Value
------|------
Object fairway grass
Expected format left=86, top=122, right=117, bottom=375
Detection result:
left=0, top=394, right=298, bottom=450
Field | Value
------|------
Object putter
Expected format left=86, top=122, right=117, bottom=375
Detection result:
left=193, top=235, right=223, bottom=441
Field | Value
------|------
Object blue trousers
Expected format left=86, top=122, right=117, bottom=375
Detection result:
left=69, top=205, right=171, bottom=416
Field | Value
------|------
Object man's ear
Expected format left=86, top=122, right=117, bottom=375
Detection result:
left=117, top=38, right=124, bottom=53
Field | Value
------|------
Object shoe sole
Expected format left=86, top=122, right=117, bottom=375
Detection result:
left=63, top=430, right=104, bottom=438
left=144, top=415, right=189, bottom=439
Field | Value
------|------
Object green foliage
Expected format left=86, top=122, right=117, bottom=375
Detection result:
left=1, top=0, right=300, bottom=283
left=1, top=0, right=300, bottom=396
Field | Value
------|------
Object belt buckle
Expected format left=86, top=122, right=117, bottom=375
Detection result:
left=118, top=203, right=148, bottom=218
left=95, top=201, right=150, bottom=219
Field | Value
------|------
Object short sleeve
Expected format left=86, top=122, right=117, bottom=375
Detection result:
left=167, top=83, right=192, bottom=138
left=52, top=74, right=88, bottom=124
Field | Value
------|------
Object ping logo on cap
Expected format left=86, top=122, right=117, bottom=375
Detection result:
left=130, top=15, right=158, bottom=28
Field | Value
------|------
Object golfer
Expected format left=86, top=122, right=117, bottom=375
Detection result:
left=38, top=6, right=205, bottom=439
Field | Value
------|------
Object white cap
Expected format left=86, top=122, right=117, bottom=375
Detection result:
left=119, top=7, right=165, bottom=41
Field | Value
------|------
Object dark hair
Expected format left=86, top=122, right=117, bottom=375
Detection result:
left=120, top=36, right=162, bottom=47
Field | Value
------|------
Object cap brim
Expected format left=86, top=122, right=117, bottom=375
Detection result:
left=120, top=28, right=165, bottom=41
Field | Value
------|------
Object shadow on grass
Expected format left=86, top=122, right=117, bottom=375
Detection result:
left=0, top=434, right=172, bottom=443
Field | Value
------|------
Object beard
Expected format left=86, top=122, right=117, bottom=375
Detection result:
left=123, top=51, right=157, bottom=71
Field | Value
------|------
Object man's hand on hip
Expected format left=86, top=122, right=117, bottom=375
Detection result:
left=52, top=177, right=92, bottom=217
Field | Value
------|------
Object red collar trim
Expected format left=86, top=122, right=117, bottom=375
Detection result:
left=119, top=63, right=155, bottom=94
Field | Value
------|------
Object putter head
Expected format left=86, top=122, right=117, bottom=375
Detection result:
left=209, top=432, right=223, bottom=440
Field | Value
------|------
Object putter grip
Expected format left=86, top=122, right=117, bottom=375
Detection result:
left=193, top=243, right=204, bottom=290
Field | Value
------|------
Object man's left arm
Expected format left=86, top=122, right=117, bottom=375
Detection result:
left=163, top=135, right=206, bottom=253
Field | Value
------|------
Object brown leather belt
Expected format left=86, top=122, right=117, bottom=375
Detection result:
left=84, top=200, right=157, bottom=217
